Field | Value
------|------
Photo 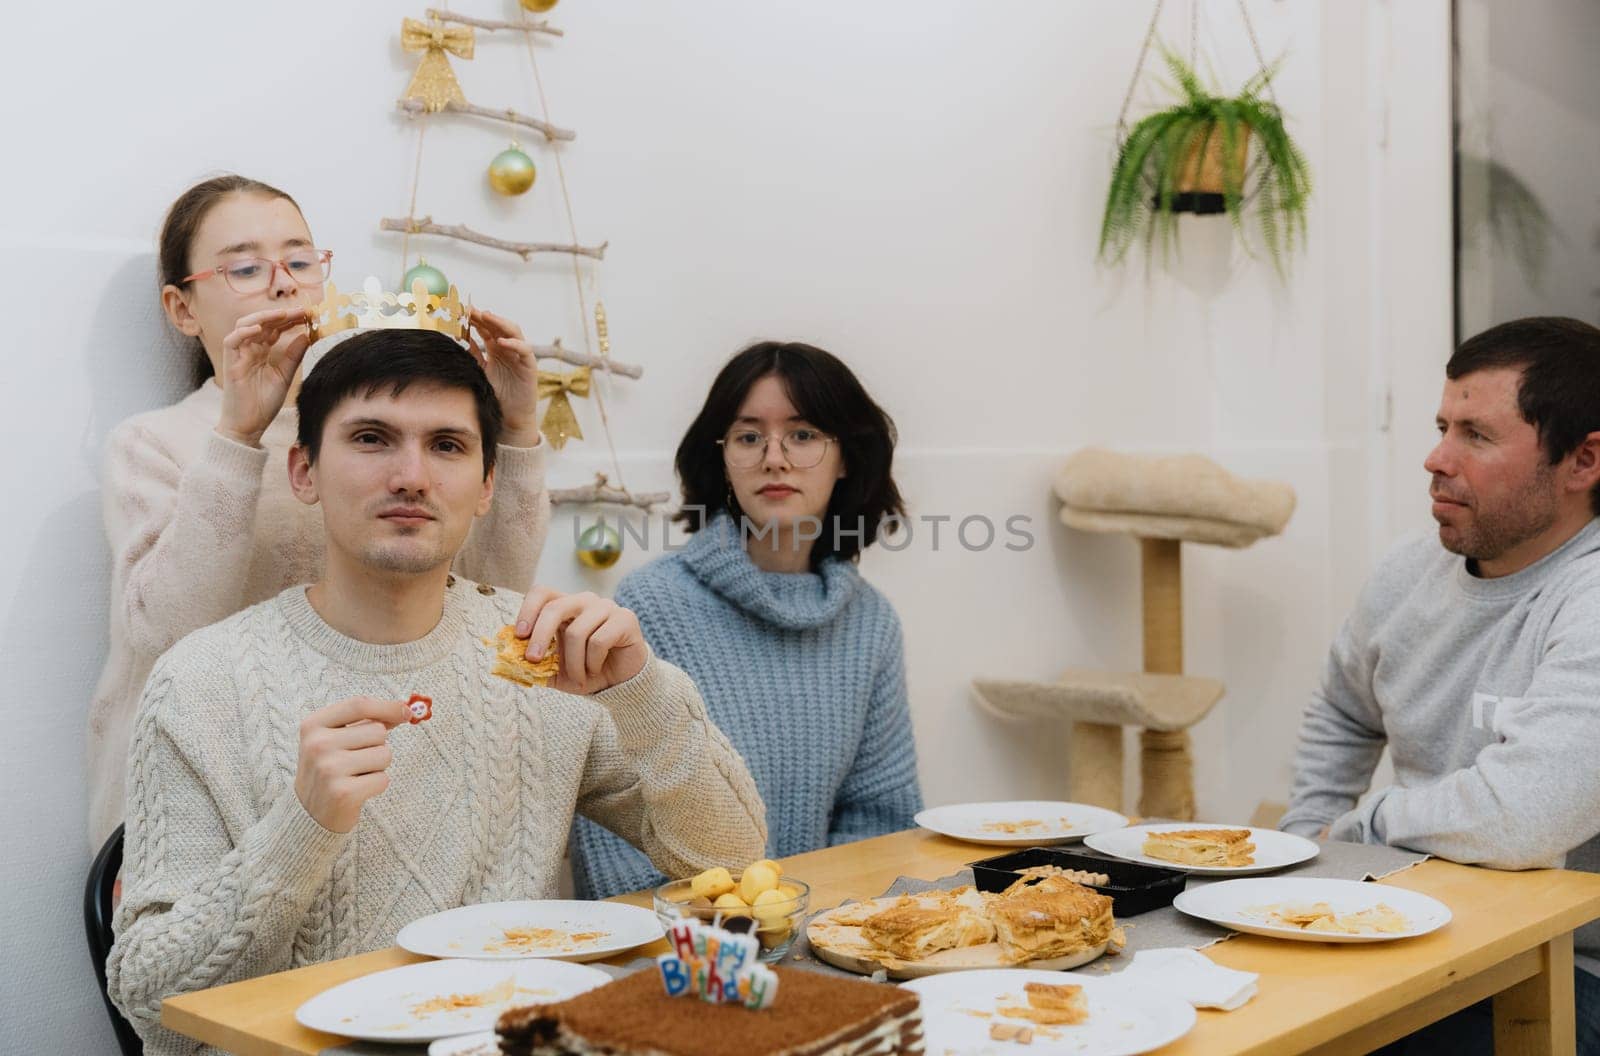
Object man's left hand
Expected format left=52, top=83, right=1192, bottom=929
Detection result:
left=517, top=588, right=648, bottom=694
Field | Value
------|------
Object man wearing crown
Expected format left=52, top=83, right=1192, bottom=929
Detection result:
left=106, top=325, right=767, bottom=1056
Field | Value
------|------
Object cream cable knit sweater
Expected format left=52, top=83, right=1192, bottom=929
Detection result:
left=106, top=579, right=767, bottom=1056
left=87, top=381, right=550, bottom=847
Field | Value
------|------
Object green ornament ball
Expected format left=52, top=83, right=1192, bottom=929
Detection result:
left=488, top=145, right=538, bottom=196
left=402, top=260, right=449, bottom=297
left=575, top=521, right=623, bottom=570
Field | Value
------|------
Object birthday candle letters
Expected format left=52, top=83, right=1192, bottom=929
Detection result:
left=656, top=919, right=779, bottom=1010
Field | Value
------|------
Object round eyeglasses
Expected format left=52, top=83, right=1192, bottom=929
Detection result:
left=717, top=428, right=834, bottom=469
left=182, top=249, right=333, bottom=295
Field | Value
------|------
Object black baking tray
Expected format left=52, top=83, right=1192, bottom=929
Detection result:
left=969, top=846, right=1187, bottom=917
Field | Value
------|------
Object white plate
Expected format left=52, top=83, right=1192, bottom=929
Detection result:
left=1173, top=877, right=1451, bottom=943
left=429, top=1031, right=500, bottom=1056
left=915, top=801, right=1129, bottom=846
left=903, top=968, right=1196, bottom=1056
left=396, top=899, right=660, bottom=961
left=296, top=957, right=610, bottom=1044
left=1082, top=823, right=1318, bottom=875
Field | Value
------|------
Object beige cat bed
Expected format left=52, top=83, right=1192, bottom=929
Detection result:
left=974, top=448, right=1294, bottom=820
left=1054, top=448, right=1295, bottom=548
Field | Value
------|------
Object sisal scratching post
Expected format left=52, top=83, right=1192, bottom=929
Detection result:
left=1138, top=538, right=1193, bottom=819
left=1068, top=721, right=1124, bottom=810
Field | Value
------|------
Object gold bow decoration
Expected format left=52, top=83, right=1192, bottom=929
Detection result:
left=400, top=17, right=475, bottom=112
left=537, top=367, right=591, bottom=449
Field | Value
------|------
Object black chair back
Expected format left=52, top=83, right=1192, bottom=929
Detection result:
left=84, top=824, right=143, bottom=1055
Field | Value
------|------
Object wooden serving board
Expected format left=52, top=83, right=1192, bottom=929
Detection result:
left=804, top=895, right=1109, bottom=980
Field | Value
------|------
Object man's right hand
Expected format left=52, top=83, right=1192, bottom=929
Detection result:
left=294, top=696, right=411, bottom=833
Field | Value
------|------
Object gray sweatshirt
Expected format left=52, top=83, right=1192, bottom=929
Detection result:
left=1282, top=516, right=1600, bottom=967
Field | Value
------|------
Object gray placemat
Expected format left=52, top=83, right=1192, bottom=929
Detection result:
left=784, top=838, right=1429, bottom=981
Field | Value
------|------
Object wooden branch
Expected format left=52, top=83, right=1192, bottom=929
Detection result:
left=533, top=338, right=643, bottom=380
left=380, top=216, right=607, bottom=261
left=550, top=481, right=670, bottom=509
left=396, top=98, right=576, bottom=142
left=426, top=9, right=564, bottom=36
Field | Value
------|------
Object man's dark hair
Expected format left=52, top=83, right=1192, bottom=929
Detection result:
left=1447, top=316, right=1600, bottom=515
left=296, top=329, right=502, bottom=478
left=674, top=340, right=906, bottom=568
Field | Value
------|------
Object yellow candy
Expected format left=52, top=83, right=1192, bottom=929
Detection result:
left=751, top=858, right=783, bottom=878
left=751, top=887, right=791, bottom=924
left=690, top=867, right=736, bottom=900
left=778, top=883, right=802, bottom=901
left=713, top=891, right=750, bottom=914
left=738, top=862, right=780, bottom=903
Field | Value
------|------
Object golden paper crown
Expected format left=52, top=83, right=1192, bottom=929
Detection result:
left=302, top=276, right=471, bottom=375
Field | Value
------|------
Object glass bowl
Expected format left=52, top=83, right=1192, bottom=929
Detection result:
left=652, top=876, right=811, bottom=964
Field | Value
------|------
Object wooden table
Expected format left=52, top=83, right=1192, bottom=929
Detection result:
left=162, top=829, right=1600, bottom=1055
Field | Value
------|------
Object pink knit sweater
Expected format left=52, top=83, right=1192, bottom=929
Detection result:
left=86, top=381, right=549, bottom=846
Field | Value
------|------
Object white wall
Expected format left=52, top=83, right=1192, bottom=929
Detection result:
left=0, top=2, right=1452, bottom=1052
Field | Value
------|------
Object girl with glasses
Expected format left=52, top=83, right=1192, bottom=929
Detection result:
left=85, top=175, right=552, bottom=851
left=569, top=341, right=923, bottom=900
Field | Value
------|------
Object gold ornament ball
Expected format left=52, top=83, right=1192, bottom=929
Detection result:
left=520, top=0, right=560, bottom=11
left=576, top=521, right=623, bottom=570
left=488, top=145, right=537, bottom=196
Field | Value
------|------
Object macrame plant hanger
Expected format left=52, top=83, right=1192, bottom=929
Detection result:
left=1112, top=0, right=1278, bottom=215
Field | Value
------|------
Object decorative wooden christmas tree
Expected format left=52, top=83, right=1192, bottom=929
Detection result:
left=387, top=5, right=667, bottom=565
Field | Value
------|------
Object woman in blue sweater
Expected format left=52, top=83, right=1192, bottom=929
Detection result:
left=571, top=341, right=923, bottom=899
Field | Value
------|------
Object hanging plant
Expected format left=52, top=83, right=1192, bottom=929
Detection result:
left=1099, top=48, right=1311, bottom=274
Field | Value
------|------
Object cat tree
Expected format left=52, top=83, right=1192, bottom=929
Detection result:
left=973, top=448, right=1295, bottom=819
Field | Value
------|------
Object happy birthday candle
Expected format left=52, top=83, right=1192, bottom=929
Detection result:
left=654, top=919, right=780, bottom=1010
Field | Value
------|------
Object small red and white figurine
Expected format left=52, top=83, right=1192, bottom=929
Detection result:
left=406, top=693, right=433, bottom=724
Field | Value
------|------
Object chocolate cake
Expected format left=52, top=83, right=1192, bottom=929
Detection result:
left=496, top=965, right=923, bottom=1056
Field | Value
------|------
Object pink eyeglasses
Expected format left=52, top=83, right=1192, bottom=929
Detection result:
left=182, top=249, right=333, bottom=294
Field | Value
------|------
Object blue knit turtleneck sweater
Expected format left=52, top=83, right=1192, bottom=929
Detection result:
left=570, top=515, right=923, bottom=899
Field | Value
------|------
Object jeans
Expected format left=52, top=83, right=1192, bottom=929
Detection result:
left=1372, top=964, right=1600, bottom=1055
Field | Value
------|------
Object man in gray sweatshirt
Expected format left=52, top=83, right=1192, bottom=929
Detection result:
left=1282, top=316, right=1600, bottom=1053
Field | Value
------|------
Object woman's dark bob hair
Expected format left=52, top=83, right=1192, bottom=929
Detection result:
left=674, top=341, right=905, bottom=568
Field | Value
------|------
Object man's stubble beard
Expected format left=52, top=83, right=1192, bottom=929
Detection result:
left=362, top=535, right=451, bottom=575
left=1439, top=460, right=1559, bottom=563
